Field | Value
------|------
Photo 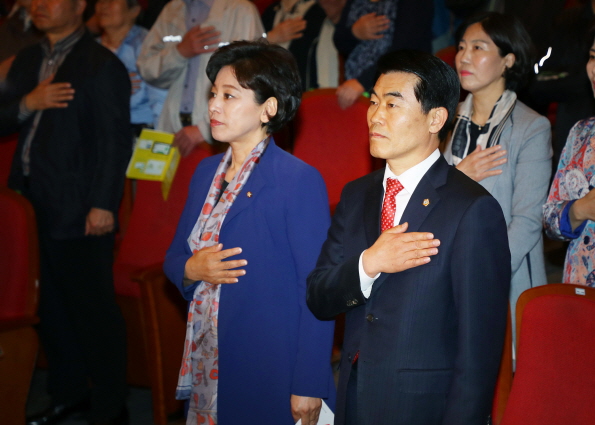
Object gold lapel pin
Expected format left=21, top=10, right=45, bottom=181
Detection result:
left=247, top=191, right=253, bottom=198
left=423, top=199, right=430, bottom=207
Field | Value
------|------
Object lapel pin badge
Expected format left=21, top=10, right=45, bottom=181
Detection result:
left=247, top=191, right=253, bottom=198
left=423, top=199, right=430, bottom=207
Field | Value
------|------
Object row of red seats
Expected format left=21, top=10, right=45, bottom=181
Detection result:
left=3, top=187, right=594, bottom=425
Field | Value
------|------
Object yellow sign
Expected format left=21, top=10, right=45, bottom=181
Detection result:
left=125, top=129, right=180, bottom=200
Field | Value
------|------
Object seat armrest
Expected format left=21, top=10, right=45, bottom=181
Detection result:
left=132, top=262, right=186, bottom=425
left=0, top=316, right=39, bottom=332
left=131, top=262, right=168, bottom=285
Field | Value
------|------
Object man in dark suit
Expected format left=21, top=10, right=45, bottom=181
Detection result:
left=307, top=50, right=511, bottom=425
left=0, top=0, right=131, bottom=423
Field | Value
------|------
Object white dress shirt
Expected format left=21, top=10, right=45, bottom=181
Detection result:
left=359, top=149, right=441, bottom=297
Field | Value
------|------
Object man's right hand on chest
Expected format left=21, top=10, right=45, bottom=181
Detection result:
left=176, top=25, right=222, bottom=58
left=24, top=74, right=75, bottom=111
left=362, top=222, right=440, bottom=277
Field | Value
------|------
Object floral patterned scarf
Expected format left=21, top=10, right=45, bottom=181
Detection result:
left=176, top=137, right=270, bottom=425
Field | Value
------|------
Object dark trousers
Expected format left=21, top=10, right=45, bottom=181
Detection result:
left=37, top=231, right=127, bottom=420
left=345, top=361, right=358, bottom=425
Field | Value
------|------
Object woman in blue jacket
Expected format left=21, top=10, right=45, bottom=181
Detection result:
left=163, top=40, right=336, bottom=425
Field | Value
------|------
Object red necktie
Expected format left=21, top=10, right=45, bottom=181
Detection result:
left=381, top=178, right=404, bottom=232
left=352, top=178, right=404, bottom=366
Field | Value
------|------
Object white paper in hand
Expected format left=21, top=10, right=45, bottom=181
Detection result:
left=295, top=400, right=334, bottom=425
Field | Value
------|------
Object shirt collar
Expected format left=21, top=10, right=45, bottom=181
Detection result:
left=183, top=0, right=214, bottom=8
left=41, top=25, right=85, bottom=56
left=383, top=149, right=440, bottom=194
left=122, top=25, right=139, bottom=45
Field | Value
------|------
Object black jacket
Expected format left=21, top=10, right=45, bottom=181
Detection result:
left=1, top=30, right=131, bottom=239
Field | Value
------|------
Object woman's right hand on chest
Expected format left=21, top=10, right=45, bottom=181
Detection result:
left=184, top=244, right=247, bottom=284
left=456, top=145, right=507, bottom=182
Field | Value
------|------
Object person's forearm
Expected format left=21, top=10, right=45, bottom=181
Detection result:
left=569, top=197, right=589, bottom=231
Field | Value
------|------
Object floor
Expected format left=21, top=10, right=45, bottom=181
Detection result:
left=26, top=370, right=162, bottom=425
left=25, top=236, right=568, bottom=425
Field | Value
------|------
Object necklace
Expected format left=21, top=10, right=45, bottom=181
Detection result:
left=471, top=111, right=485, bottom=131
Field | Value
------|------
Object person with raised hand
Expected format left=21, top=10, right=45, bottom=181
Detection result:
left=137, top=0, right=263, bottom=156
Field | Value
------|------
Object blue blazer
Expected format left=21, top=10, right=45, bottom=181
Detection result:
left=307, top=156, right=511, bottom=425
left=164, top=141, right=336, bottom=424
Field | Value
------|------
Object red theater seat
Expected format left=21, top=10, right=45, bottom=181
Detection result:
left=112, top=144, right=213, bottom=424
left=491, top=307, right=513, bottom=425
left=0, top=186, right=40, bottom=425
left=501, top=284, right=595, bottom=425
left=0, top=134, right=18, bottom=186
left=293, top=88, right=377, bottom=213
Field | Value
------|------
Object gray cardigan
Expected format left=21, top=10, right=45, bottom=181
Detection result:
left=444, top=100, right=552, bottom=316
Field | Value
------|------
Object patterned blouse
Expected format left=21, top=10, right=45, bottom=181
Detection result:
left=544, top=117, right=595, bottom=285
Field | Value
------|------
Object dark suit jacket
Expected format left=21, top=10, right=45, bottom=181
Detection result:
left=307, top=156, right=511, bottom=425
left=0, top=30, right=131, bottom=239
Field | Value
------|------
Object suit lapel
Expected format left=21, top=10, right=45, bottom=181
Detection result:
left=221, top=142, right=272, bottom=228
left=370, top=156, right=449, bottom=296
left=400, top=156, right=449, bottom=231
left=222, top=165, right=266, bottom=226
left=363, top=170, right=384, bottom=247
left=399, top=181, right=442, bottom=233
